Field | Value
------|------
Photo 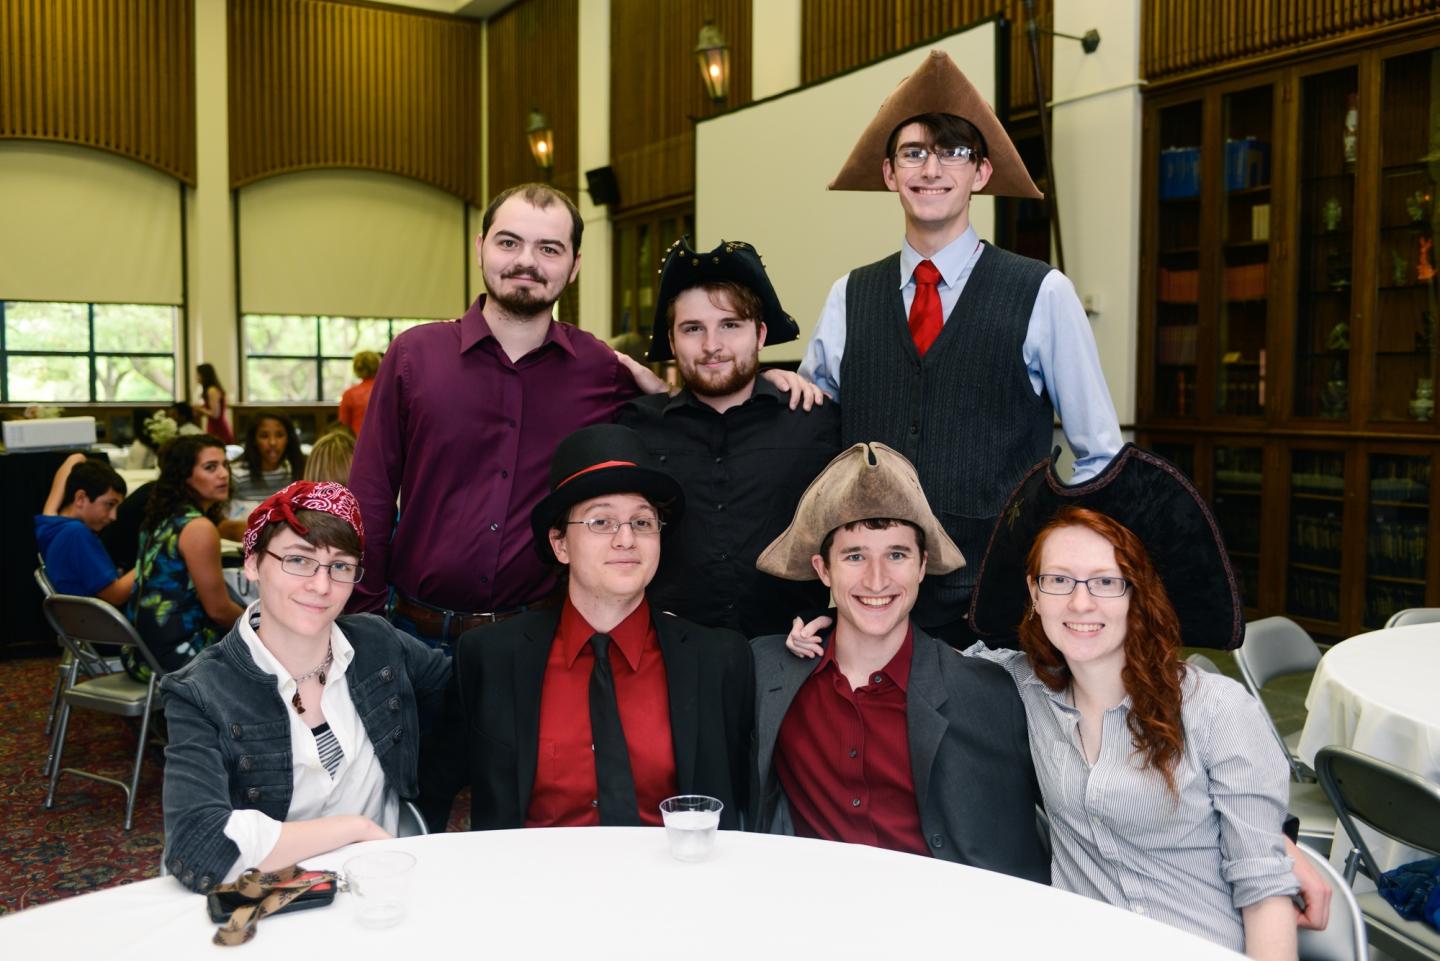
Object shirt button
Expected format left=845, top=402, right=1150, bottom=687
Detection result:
left=848, top=748, right=858, bottom=758
left=1133, top=905, right=1146, bottom=916
left=871, top=674, right=884, bottom=685
left=718, top=552, right=729, bottom=561
left=715, top=503, right=725, bottom=511
left=714, top=457, right=722, bottom=464
left=490, top=522, right=499, bottom=532
left=909, top=423, right=919, bottom=435
left=388, top=696, right=401, bottom=711
left=238, top=755, right=252, bottom=772
left=501, top=470, right=509, bottom=478
left=590, top=799, right=599, bottom=808
left=930, top=834, right=944, bottom=849
left=230, top=724, right=243, bottom=738
left=246, top=787, right=261, bottom=802
left=381, top=667, right=394, bottom=681
left=851, top=798, right=861, bottom=808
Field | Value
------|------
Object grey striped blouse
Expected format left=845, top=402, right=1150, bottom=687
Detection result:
left=964, top=644, right=1298, bottom=953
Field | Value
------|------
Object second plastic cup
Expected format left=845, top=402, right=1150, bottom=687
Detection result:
left=659, top=795, right=723, bottom=862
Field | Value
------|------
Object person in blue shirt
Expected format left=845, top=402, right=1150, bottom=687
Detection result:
left=796, top=51, right=1122, bottom=644
left=35, top=457, right=134, bottom=607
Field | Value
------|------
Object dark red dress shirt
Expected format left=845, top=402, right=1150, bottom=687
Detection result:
left=773, top=626, right=930, bottom=857
left=346, top=296, right=640, bottom=614
left=525, top=598, right=677, bottom=827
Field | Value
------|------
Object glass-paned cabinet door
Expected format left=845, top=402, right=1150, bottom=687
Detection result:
left=1155, top=100, right=1203, bottom=417
left=1150, top=441, right=1195, bottom=480
left=1287, top=450, right=1345, bottom=624
left=1364, top=453, right=1430, bottom=628
left=1212, top=445, right=1263, bottom=606
left=1372, top=51, right=1440, bottom=423
left=1294, top=68, right=1359, bottom=419
left=1217, top=87, right=1273, bottom=416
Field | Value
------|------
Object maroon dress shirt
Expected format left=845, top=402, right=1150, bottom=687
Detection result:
left=346, top=296, right=640, bottom=614
left=525, top=598, right=677, bottom=827
left=773, top=627, right=930, bottom=857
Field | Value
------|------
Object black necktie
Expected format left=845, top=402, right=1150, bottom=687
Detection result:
left=588, top=633, right=640, bottom=825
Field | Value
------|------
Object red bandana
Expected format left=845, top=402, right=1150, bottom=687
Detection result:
left=242, top=481, right=365, bottom=558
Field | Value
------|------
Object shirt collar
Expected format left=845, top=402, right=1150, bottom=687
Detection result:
left=236, top=600, right=354, bottom=693
left=898, top=226, right=980, bottom=290
left=557, top=596, right=653, bottom=672
left=811, top=622, right=914, bottom=693
left=460, top=294, right=575, bottom=358
left=662, top=376, right=782, bottom=415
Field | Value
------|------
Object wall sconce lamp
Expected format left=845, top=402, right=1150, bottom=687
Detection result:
left=694, top=21, right=730, bottom=105
left=526, top=107, right=555, bottom=176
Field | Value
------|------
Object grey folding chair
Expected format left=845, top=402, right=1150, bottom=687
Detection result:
left=397, top=799, right=430, bottom=838
left=1315, top=746, right=1440, bottom=961
left=1235, top=616, right=1322, bottom=781
left=1384, top=608, right=1440, bottom=629
left=42, top=594, right=166, bottom=831
left=1295, top=841, right=1370, bottom=961
left=1185, top=651, right=1223, bottom=674
left=37, top=561, right=125, bottom=775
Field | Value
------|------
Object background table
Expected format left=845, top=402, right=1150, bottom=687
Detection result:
left=0, top=828, right=1240, bottom=959
left=1297, top=622, right=1440, bottom=867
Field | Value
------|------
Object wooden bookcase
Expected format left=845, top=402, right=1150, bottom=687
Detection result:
left=1138, top=31, right=1440, bottom=642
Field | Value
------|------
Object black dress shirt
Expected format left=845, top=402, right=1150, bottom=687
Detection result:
left=618, top=379, right=840, bottom=637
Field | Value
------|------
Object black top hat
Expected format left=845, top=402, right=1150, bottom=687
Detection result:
left=646, top=238, right=800, bottom=363
left=529, top=423, right=685, bottom=561
left=968, top=444, right=1244, bottom=651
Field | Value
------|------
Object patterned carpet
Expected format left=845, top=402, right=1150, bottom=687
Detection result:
left=0, top=655, right=166, bottom=915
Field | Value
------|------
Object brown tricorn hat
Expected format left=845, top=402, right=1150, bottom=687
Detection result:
left=829, top=50, right=1042, bottom=199
left=756, top=442, right=965, bottom=581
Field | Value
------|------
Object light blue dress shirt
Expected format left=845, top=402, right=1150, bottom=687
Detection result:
left=798, top=227, right=1122, bottom=482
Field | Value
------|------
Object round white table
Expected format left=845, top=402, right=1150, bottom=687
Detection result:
left=0, top=828, right=1239, bottom=959
left=1297, top=622, right=1440, bottom=866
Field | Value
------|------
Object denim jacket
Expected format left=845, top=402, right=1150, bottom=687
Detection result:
left=159, top=613, right=450, bottom=892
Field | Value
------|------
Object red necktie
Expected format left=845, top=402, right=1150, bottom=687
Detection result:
left=908, top=259, right=943, bottom=357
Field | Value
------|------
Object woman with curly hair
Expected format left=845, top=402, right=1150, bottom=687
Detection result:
left=127, top=434, right=245, bottom=679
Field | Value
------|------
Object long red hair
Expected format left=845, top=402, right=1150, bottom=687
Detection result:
left=1018, top=507, right=1187, bottom=795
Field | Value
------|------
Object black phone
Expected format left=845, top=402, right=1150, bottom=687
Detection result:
left=206, top=873, right=337, bottom=923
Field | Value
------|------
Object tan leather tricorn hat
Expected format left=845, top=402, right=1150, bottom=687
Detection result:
left=828, top=49, right=1042, bottom=199
left=756, top=442, right=965, bottom=581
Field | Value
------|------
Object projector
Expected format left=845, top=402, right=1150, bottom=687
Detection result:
left=3, top=416, right=98, bottom=450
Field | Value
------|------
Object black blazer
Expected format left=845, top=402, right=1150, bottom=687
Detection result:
left=417, top=607, right=753, bottom=832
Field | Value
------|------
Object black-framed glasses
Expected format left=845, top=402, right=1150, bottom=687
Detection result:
left=1035, top=573, right=1130, bottom=598
left=264, top=550, right=364, bottom=584
left=567, top=517, right=665, bottom=536
left=892, top=144, right=977, bottom=168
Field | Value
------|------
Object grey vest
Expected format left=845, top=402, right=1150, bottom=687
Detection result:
left=839, top=244, right=1054, bottom=619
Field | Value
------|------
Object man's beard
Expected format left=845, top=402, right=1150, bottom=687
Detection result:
left=681, top=351, right=759, bottom=397
left=488, top=283, right=561, bottom=317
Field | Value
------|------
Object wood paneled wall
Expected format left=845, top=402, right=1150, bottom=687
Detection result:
left=611, top=0, right=753, bottom=213
left=1142, top=0, right=1440, bottom=82
left=228, top=0, right=482, bottom=204
left=0, top=0, right=195, bottom=183
left=801, top=0, right=1050, bottom=117
left=486, top=0, right=579, bottom=201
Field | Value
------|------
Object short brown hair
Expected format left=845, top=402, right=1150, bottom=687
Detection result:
left=665, top=281, right=764, bottom=337
left=482, top=183, right=584, bottom=253
left=818, top=518, right=926, bottom=564
left=252, top=509, right=363, bottom=562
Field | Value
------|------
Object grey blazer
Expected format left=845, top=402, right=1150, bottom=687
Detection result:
left=752, top=626, right=1050, bottom=884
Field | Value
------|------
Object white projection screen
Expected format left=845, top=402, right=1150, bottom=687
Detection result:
left=695, top=20, right=1002, bottom=363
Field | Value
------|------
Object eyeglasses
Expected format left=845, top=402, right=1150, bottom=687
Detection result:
left=567, top=517, right=665, bottom=536
left=1035, top=574, right=1130, bottom=598
left=892, top=144, right=978, bottom=168
left=264, top=550, right=364, bottom=584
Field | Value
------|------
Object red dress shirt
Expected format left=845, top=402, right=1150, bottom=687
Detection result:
left=346, top=296, right=640, bottom=614
left=525, top=598, right=677, bottom=827
left=773, top=626, right=930, bottom=856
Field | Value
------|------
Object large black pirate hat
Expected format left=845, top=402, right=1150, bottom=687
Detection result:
left=646, top=237, right=800, bottom=363
left=530, top=423, right=684, bottom=561
left=968, top=444, right=1243, bottom=651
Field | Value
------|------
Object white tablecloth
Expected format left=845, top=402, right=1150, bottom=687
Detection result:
left=0, top=828, right=1239, bottom=959
left=1297, top=622, right=1440, bottom=867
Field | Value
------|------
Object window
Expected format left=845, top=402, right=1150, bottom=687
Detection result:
left=242, top=315, right=437, bottom=403
left=612, top=204, right=694, bottom=339
left=0, top=301, right=177, bottom=402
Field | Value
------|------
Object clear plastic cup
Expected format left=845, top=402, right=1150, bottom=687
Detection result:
left=659, top=795, right=723, bottom=862
left=344, top=851, right=416, bottom=929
